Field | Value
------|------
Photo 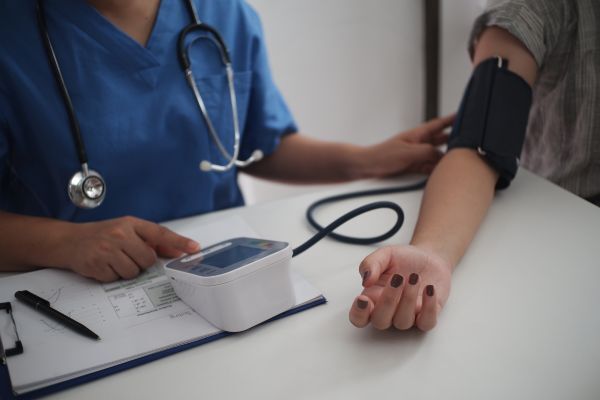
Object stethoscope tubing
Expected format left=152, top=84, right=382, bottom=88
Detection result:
left=179, top=23, right=254, bottom=172
left=36, top=0, right=88, bottom=166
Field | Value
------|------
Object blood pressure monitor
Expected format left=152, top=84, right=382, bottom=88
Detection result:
left=164, top=237, right=295, bottom=332
left=163, top=181, right=422, bottom=332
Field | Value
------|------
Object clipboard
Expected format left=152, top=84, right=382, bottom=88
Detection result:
left=0, top=269, right=326, bottom=400
left=0, top=216, right=326, bottom=399
left=0, top=294, right=325, bottom=399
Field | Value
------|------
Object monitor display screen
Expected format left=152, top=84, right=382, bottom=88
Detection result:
left=202, top=245, right=263, bottom=269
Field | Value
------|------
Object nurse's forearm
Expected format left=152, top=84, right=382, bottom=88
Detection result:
left=0, top=211, right=73, bottom=272
left=243, top=133, right=368, bottom=183
left=410, top=149, right=498, bottom=268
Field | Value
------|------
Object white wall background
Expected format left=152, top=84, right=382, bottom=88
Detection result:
left=440, top=0, right=487, bottom=115
left=241, top=0, right=486, bottom=204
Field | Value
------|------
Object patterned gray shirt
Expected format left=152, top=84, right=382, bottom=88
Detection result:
left=470, top=0, right=600, bottom=205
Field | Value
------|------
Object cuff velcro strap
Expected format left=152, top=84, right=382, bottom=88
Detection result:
left=447, top=57, right=532, bottom=189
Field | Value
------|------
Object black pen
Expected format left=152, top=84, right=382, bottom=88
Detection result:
left=15, top=290, right=100, bottom=341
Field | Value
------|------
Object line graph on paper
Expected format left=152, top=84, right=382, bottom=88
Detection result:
left=34, top=282, right=108, bottom=336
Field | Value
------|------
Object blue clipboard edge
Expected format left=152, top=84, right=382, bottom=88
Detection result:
left=7, top=296, right=327, bottom=400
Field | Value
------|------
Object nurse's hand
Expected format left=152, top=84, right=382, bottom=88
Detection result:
left=363, top=114, right=454, bottom=176
left=65, top=216, right=200, bottom=282
left=349, top=245, right=452, bottom=332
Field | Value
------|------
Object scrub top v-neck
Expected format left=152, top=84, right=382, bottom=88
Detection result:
left=0, top=0, right=297, bottom=222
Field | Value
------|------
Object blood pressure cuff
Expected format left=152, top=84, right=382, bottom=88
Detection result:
left=447, top=57, right=532, bottom=189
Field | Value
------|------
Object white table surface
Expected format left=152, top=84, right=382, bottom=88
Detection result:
left=5, top=170, right=600, bottom=400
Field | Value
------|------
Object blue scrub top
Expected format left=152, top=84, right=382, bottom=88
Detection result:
left=0, top=0, right=297, bottom=222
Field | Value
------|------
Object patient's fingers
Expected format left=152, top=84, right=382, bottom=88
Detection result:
left=358, top=248, right=394, bottom=288
left=370, top=274, right=405, bottom=330
left=392, top=272, right=420, bottom=330
left=416, top=285, right=438, bottom=331
left=349, top=295, right=373, bottom=328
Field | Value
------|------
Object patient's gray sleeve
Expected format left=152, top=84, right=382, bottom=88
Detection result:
left=468, top=0, right=574, bottom=67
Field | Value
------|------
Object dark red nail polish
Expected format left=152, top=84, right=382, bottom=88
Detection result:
left=390, top=274, right=403, bottom=288
left=362, top=270, right=370, bottom=284
left=426, top=285, right=434, bottom=296
left=357, top=299, right=368, bottom=309
left=409, top=273, right=419, bottom=285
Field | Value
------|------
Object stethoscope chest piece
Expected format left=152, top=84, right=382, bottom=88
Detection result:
left=68, top=167, right=106, bottom=209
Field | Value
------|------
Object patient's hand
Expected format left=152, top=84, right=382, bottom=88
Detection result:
left=349, top=245, right=452, bottom=332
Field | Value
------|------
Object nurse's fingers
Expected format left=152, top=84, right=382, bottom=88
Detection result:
left=392, top=272, right=420, bottom=330
left=430, top=131, right=450, bottom=146
left=415, top=285, right=438, bottom=332
left=370, top=274, right=404, bottom=330
left=423, top=113, right=455, bottom=133
left=110, top=251, right=143, bottom=280
left=133, top=219, right=200, bottom=254
left=154, top=245, right=187, bottom=259
left=122, top=236, right=158, bottom=270
left=412, top=114, right=455, bottom=143
left=409, top=144, right=443, bottom=165
left=93, top=264, right=120, bottom=283
left=349, top=295, right=373, bottom=328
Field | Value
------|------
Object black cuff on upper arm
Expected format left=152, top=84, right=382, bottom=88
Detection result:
left=447, top=57, right=532, bottom=190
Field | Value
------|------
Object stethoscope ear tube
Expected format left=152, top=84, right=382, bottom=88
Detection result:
left=178, top=23, right=232, bottom=71
left=179, top=22, right=262, bottom=173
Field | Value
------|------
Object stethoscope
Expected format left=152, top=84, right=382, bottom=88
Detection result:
left=34, top=0, right=430, bottom=249
left=35, top=0, right=262, bottom=209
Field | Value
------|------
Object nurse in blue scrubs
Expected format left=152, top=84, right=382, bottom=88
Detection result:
left=0, top=0, right=452, bottom=282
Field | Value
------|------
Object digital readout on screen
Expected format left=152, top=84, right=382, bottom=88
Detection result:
left=202, top=245, right=263, bottom=269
